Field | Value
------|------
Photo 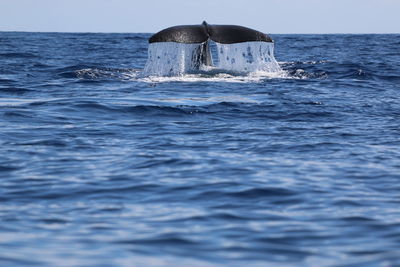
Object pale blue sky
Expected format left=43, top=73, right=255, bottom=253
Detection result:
left=1, top=0, right=399, bottom=33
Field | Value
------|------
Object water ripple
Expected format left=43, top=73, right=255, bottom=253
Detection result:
left=0, top=32, right=400, bottom=267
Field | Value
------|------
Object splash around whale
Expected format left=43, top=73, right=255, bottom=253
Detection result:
left=143, top=21, right=281, bottom=77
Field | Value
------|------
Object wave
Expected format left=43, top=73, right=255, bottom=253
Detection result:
left=52, top=63, right=287, bottom=83
left=55, top=64, right=138, bottom=80
left=0, top=87, right=34, bottom=95
left=45, top=57, right=399, bottom=85
left=0, top=52, right=40, bottom=58
left=0, top=96, right=337, bottom=126
left=124, top=36, right=148, bottom=41
left=279, top=60, right=400, bottom=81
left=53, top=60, right=379, bottom=83
left=139, top=70, right=288, bottom=83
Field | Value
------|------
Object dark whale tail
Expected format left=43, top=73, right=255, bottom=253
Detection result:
left=149, top=21, right=272, bottom=44
left=144, top=22, right=280, bottom=76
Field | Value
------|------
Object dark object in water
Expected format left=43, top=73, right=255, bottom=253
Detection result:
left=148, top=21, right=272, bottom=68
left=149, top=21, right=272, bottom=44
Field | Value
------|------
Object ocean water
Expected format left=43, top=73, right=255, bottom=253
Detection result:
left=1, top=32, right=400, bottom=266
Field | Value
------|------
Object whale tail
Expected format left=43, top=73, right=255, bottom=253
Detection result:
left=149, top=21, right=272, bottom=44
left=144, top=22, right=279, bottom=76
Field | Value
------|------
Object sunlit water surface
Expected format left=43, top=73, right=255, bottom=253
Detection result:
left=1, top=32, right=400, bottom=266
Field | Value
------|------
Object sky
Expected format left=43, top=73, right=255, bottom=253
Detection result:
left=0, top=0, right=399, bottom=33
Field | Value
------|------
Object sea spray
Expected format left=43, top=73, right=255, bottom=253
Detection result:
left=143, top=41, right=281, bottom=76
left=215, top=42, right=280, bottom=73
left=143, top=42, right=210, bottom=76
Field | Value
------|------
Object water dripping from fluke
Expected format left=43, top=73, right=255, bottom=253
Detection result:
left=141, top=22, right=282, bottom=78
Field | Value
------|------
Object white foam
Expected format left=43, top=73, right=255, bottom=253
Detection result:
left=139, top=70, right=287, bottom=83
left=215, top=42, right=281, bottom=73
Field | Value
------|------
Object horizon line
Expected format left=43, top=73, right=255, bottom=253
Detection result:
left=1, top=30, right=399, bottom=35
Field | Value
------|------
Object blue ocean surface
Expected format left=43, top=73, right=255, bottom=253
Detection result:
left=0, top=32, right=400, bottom=266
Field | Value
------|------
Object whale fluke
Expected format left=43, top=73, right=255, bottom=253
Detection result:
left=144, top=22, right=279, bottom=76
left=206, top=24, right=272, bottom=44
left=149, top=21, right=272, bottom=44
left=149, top=24, right=208, bottom=44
